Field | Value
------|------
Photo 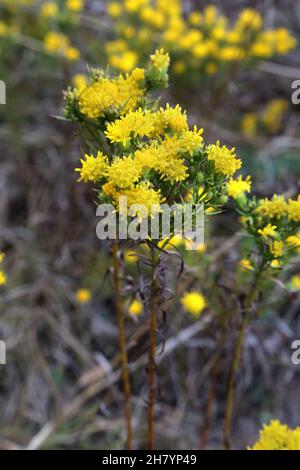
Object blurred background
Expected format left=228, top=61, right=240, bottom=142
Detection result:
left=0, top=0, right=300, bottom=450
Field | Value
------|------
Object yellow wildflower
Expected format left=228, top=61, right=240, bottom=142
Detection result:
left=287, top=196, right=300, bottom=222
left=44, top=32, right=69, bottom=54
left=119, top=182, right=163, bottom=218
left=150, top=49, right=170, bottom=71
left=66, top=0, right=84, bottom=12
left=291, top=275, right=300, bottom=290
left=181, top=291, right=207, bottom=317
left=206, top=141, right=242, bottom=177
left=241, top=113, right=257, bottom=138
left=124, top=250, right=138, bottom=264
left=0, top=271, right=6, bottom=286
left=240, top=259, right=254, bottom=271
left=271, top=240, right=284, bottom=258
left=105, top=109, right=156, bottom=146
left=41, top=2, right=58, bottom=18
left=236, top=8, right=263, bottom=31
left=261, top=99, right=288, bottom=133
left=128, top=299, right=143, bottom=316
left=258, top=195, right=287, bottom=219
left=271, top=259, right=281, bottom=269
left=107, top=2, right=122, bottom=17
left=286, top=234, right=300, bottom=250
left=106, top=156, right=142, bottom=189
left=274, top=28, right=297, bottom=54
left=75, top=152, right=108, bottom=183
left=75, top=289, right=91, bottom=304
left=64, top=47, right=80, bottom=61
left=110, top=51, right=138, bottom=72
left=78, top=70, right=145, bottom=119
left=249, top=420, right=300, bottom=450
left=227, top=175, right=251, bottom=199
left=258, top=224, right=277, bottom=239
left=188, top=12, right=202, bottom=26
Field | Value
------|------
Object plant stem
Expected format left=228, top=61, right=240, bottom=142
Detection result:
left=200, top=350, right=223, bottom=449
left=223, top=266, right=264, bottom=449
left=147, top=248, right=158, bottom=450
left=112, top=240, right=133, bottom=450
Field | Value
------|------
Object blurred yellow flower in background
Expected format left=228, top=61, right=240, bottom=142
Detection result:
left=290, top=275, right=300, bottom=290
left=75, top=289, right=91, bottom=304
left=181, top=291, right=206, bottom=317
left=41, top=2, right=58, bottom=18
left=128, top=299, right=143, bottom=316
left=0, top=271, right=7, bottom=286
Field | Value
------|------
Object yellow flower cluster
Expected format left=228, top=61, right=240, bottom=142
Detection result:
left=44, top=31, right=80, bottom=61
left=249, top=420, right=300, bottom=450
left=0, top=0, right=83, bottom=61
left=105, top=104, right=188, bottom=146
left=290, top=275, right=300, bottom=290
left=78, top=68, right=145, bottom=119
left=75, top=152, right=108, bottom=183
left=258, top=194, right=300, bottom=222
left=207, top=141, right=241, bottom=177
left=106, top=1, right=296, bottom=76
left=241, top=99, right=289, bottom=138
left=66, top=52, right=243, bottom=222
left=238, top=191, right=300, bottom=268
left=227, top=175, right=251, bottom=199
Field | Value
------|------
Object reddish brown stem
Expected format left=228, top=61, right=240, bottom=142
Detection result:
left=200, top=351, right=222, bottom=449
left=147, top=251, right=157, bottom=450
left=112, top=240, right=133, bottom=450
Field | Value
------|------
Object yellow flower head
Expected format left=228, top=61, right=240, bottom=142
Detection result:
left=41, top=2, right=58, bottom=18
left=106, top=156, right=142, bottom=189
left=119, top=182, right=164, bottom=218
left=241, top=113, right=257, bottom=138
left=227, top=175, right=251, bottom=199
left=64, top=47, right=80, bottom=61
left=290, top=275, right=300, bottom=290
left=107, top=2, right=122, bottom=17
left=236, top=8, right=263, bottom=31
left=271, top=240, right=284, bottom=258
left=66, top=0, right=84, bottom=12
left=258, top=194, right=288, bottom=219
left=286, top=234, right=300, bottom=250
left=207, top=141, right=242, bottom=177
left=75, top=152, right=108, bottom=183
left=78, top=70, right=145, bottom=119
left=249, top=420, right=300, bottom=450
left=150, top=49, right=170, bottom=71
left=258, top=224, right=277, bottom=239
left=287, top=196, right=300, bottom=222
left=0, top=271, right=6, bottom=286
left=181, top=291, right=207, bottom=317
left=44, top=32, right=69, bottom=54
left=105, top=109, right=156, bottom=146
left=240, top=258, right=254, bottom=272
left=110, top=51, right=138, bottom=73
left=128, top=299, right=143, bottom=316
left=124, top=250, right=139, bottom=264
left=75, top=289, right=91, bottom=304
